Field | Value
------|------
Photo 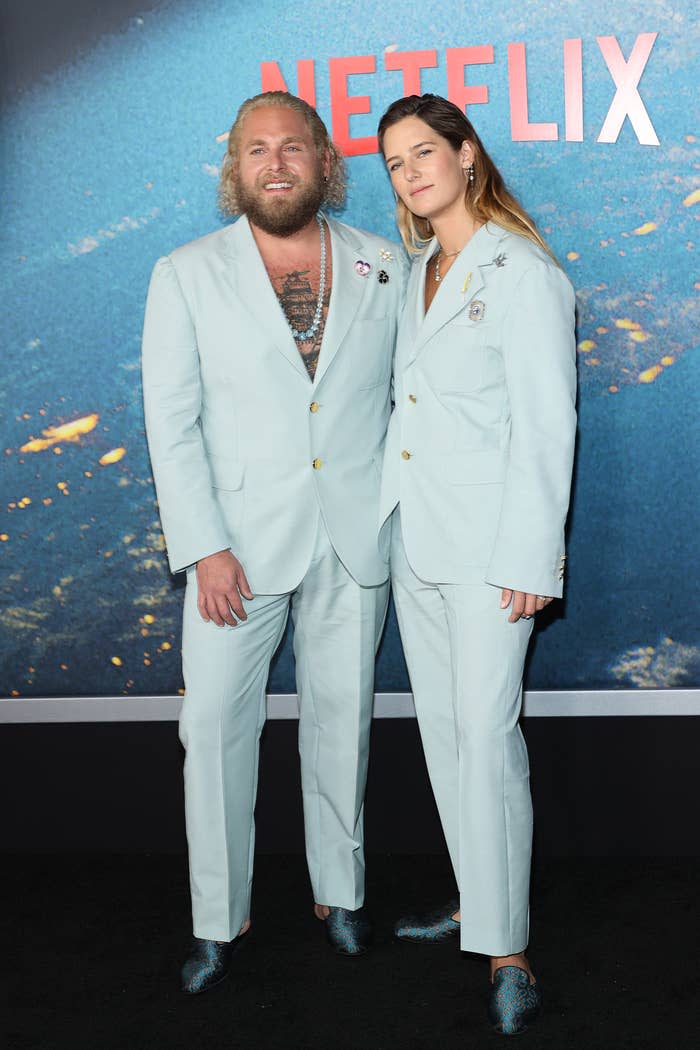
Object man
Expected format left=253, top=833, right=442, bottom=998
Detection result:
left=142, top=91, right=406, bottom=994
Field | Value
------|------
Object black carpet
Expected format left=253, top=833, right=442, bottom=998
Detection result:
left=4, top=854, right=699, bottom=1050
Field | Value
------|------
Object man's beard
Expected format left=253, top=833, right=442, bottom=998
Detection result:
left=236, top=171, right=325, bottom=236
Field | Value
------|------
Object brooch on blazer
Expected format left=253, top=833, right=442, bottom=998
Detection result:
left=494, top=252, right=507, bottom=268
left=377, top=270, right=390, bottom=284
left=379, top=249, right=394, bottom=262
left=468, top=299, right=486, bottom=322
left=355, top=260, right=372, bottom=277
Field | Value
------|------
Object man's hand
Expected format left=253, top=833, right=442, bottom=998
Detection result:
left=196, top=549, right=253, bottom=626
left=500, top=589, right=553, bottom=624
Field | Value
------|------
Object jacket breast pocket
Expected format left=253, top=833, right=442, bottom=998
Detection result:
left=351, top=318, right=393, bottom=390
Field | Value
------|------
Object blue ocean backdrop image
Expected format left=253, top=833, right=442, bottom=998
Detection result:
left=1, top=0, right=698, bottom=698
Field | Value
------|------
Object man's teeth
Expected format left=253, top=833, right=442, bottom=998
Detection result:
left=265, top=182, right=292, bottom=189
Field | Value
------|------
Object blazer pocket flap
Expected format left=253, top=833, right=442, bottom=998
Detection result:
left=445, top=450, right=507, bottom=485
left=209, top=456, right=244, bottom=491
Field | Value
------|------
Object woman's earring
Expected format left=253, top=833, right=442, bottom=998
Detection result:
left=464, top=164, right=475, bottom=185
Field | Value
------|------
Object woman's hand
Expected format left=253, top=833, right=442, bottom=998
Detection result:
left=500, top=589, right=553, bottom=623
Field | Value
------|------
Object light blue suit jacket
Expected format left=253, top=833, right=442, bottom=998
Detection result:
left=142, top=215, right=407, bottom=593
left=379, top=221, right=577, bottom=597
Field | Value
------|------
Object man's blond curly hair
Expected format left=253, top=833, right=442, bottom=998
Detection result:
left=219, top=91, right=346, bottom=216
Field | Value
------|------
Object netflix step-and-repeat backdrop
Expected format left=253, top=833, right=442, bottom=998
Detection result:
left=1, top=0, right=698, bottom=700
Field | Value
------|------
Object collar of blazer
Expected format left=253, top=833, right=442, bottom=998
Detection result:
left=221, top=213, right=372, bottom=386
left=407, top=221, right=508, bottom=365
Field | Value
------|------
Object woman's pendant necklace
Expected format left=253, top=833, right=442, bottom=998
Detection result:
left=434, top=247, right=461, bottom=283
left=288, top=213, right=326, bottom=342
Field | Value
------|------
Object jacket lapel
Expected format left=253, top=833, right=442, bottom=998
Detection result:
left=313, top=217, right=367, bottom=386
left=222, top=216, right=310, bottom=381
left=405, top=223, right=504, bottom=366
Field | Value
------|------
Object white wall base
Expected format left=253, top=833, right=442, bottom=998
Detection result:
left=1, top=689, right=698, bottom=722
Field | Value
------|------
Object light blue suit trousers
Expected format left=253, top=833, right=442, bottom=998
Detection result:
left=391, top=511, right=534, bottom=956
left=180, top=514, right=388, bottom=941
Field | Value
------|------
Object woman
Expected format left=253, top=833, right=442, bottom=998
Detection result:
left=377, top=94, right=577, bottom=1035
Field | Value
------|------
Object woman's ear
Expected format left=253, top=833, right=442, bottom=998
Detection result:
left=460, top=141, right=474, bottom=169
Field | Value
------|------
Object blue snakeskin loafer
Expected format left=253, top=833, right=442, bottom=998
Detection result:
left=324, top=906, right=373, bottom=955
left=394, top=899, right=460, bottom=943
left=488, top=965, right=543, bottom=1035
left=181, top=936, right=241, bottom=995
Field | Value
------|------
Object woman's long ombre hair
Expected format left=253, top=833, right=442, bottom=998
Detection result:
left=377, top=93, right=552, bottom=257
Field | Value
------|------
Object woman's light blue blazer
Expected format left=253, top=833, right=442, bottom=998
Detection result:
left=379, top=221, right=577, bottom=597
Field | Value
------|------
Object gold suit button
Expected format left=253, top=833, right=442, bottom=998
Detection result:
left=312, top=458, right=322, bottom=469
left=408, top=394, right=417, bottom=403
left=310, top=402, right=319, bottom=413
left=401, top=450, right=411, bottom=460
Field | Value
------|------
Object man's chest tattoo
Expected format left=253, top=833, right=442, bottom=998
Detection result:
left=270, top=267, right=331, bottom=381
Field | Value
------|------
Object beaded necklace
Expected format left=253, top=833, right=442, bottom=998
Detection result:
left=288, top=213, right=326, bottom=342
